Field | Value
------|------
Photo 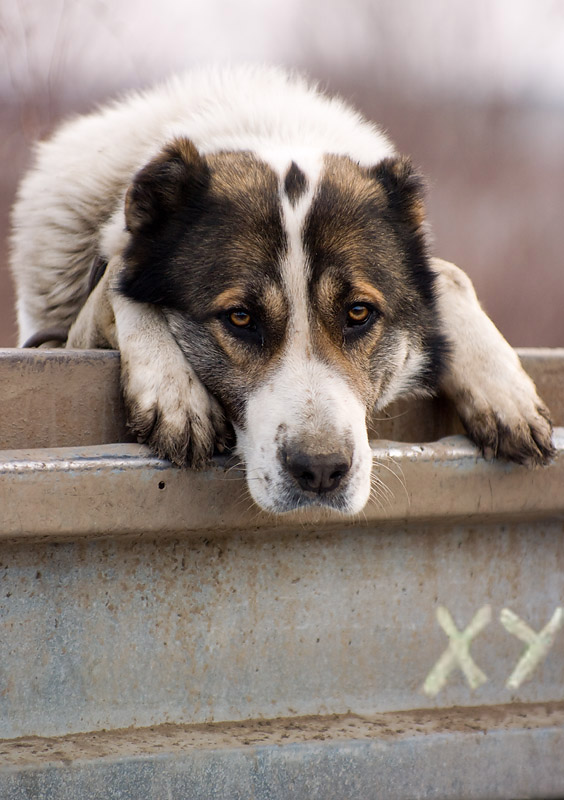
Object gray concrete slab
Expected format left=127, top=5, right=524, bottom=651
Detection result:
left=0, top=349, right=131, bottom=449
left=1, top=517, right=563, bottom=739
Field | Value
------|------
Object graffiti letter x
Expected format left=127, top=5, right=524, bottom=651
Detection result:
left=423, top=605, right=492, bottom=698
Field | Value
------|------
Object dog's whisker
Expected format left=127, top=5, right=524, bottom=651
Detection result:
left=381, top=452, right=408, bottom=484
left=369, top=407, right=411, bottom=423
left=233, top=492, right=258, bottom=514
left=368, top=468, right=399, bottom=510
left=220, top=475, right=262, bottom=484
left=368, top=490, right=390, bottom=511
left=369, top=473, right=395, bottom=505
left=368, top=490, right=387, bottom=512
left=223, top=459, right=246, bottom=475
left=351, top=503, right=370, bottom=525
left=372, top=474, right=405, bottom=509
left=371, top=472, right=394, bottom=498
left=373, top=457, right=409, bottom=499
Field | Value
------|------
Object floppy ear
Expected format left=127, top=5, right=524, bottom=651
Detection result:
left=369, top=156, right=437, bottom=314
left=124, top=137, right=209, bottom=234
left=120, top=138, right=210, bottom=307
left=368, top=156, right=426, bottom=231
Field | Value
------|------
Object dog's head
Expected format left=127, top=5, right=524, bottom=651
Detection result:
left=120, top=138, right=447, bottom=514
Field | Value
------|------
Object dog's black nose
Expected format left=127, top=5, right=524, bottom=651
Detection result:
left=284, top=450, right=352, bottom=494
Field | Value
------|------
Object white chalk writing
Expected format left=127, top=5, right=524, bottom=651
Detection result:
left=423, top=605, right=491, bottom=697
left=500, top=607, right=563, bottom=689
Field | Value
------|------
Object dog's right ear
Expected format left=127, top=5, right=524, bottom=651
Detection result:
left=120, top=138, right=209, bottom=307
left=124, top=137, right=209, bottom=234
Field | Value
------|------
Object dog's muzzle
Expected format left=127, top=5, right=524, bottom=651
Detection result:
left=236, top=354, right=373, bottom=514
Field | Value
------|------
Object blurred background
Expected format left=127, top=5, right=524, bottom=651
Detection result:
left=1, top=0, right=563, bottom=347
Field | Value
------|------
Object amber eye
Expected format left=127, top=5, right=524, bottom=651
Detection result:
left=228, top=309, right=252, bottom=328
left=346, top=304, right=372, bottom=325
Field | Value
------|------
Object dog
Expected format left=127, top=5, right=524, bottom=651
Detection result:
left=10, top=65, right=554, bottom=514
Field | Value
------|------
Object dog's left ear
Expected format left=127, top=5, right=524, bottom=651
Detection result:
left=368, top=156, right=426, bottom=231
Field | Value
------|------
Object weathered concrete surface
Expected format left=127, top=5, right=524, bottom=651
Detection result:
left=1, top=348, right=563, bottom=798
left=2, top=705, right=564, bottom=800
left=0, top=349, right=132, bottom=449
left=1, top=519, right=563, bottom=739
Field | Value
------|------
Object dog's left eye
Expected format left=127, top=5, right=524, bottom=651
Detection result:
left=228, top=309, right=252, bottom=328
left=346, top=304, right=373, bottom=327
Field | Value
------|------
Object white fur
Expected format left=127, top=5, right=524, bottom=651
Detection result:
left=237, top=357, right=372, bottom=513
left=374, top=335, right=429, bottom=411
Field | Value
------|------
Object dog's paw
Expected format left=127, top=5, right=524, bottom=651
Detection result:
left=432, top=258, right=555, bottom=468
left=452, top=384, right=555, bottom=467
left=121, top=355, right=231, bottom=468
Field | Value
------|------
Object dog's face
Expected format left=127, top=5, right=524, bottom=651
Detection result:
left=120, top=139, right=446, bottom=514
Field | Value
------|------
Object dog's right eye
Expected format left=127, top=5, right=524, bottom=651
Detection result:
left=222, top=308, right=263, bottom=344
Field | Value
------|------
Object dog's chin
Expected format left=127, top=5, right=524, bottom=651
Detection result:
left=249, top=484, right=371, bottom=516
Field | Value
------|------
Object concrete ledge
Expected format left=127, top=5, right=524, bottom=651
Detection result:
left=1, top=346, right=562, bottom=540
left=0, top=430, right=562, bottom=539
left=0, top=349, right=129, bottom=449
left=2, top=704, right=564, bottom=800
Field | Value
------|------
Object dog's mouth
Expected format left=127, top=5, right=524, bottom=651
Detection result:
left=213, top=437, right=369, bottom=514
left=257, top=475, right=363, bottom=516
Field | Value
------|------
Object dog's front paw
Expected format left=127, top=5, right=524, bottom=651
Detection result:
left=450, top=381, right=555, bottom=467
left=433, top=258, right=555, bottom=468
left=121, top=354, right=231, bottom=468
